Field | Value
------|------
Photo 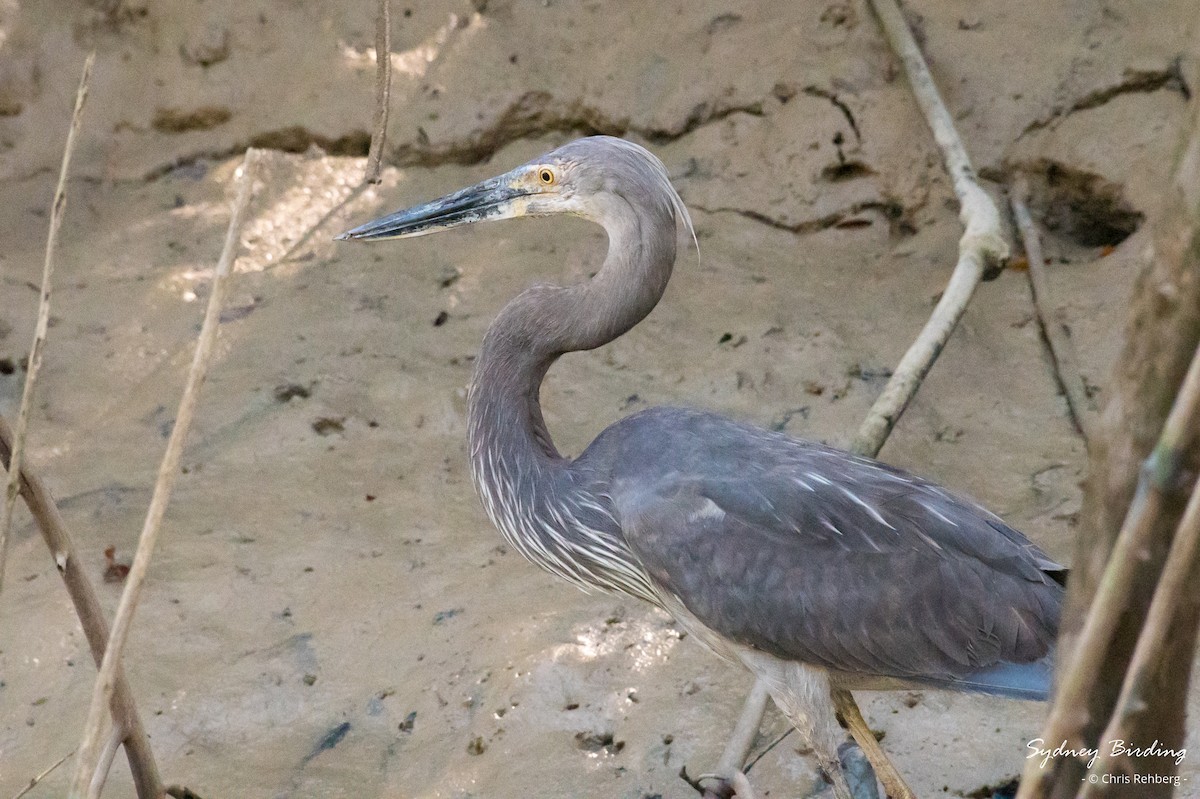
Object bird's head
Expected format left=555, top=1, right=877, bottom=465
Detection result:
left=335, top=136, right=692, bottom=244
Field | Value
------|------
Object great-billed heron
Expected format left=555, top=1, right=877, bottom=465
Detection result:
left=337, top=136, right=1064, bottom=798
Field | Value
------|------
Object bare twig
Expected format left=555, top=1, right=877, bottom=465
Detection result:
left=0, top=51, right=95, bottom=593
left=852, top=0, right=1008, bottom=456
left=0, top=416, right=162, bottom=798
left=1019, top=343, right=1200, bottom=797
left=1010, top=177, right=1098, bottom=444
left=276, top=181, right=370, bottom=266
left=87, top=725, right=125, bottom=799
left=68, top=149, right=261, bottom=798
left=10, top=749, right=75, bottom=799
left=833, top=687, right=913, bottom=799
left=1078, top=445, right=1200, bottom=792
left=364, top=0, right=392, bottom=184
left=714, top=678, right=770, bottom=778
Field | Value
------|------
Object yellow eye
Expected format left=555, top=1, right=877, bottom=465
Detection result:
left=538, top=167, right=556, bottom=185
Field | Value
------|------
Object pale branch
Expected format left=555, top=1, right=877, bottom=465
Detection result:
left=1010, top=177, right=1097, bottom=444
left=833, top=687, right=916, bottom=799
left=364, top=0, right=392, bottom=184
left=87, top=725, right=125, bottom=799
left=68, top=149, right=261, bottom=798
left=1018, top=355, right=1200, bottom=795
left=713, top=678, right=769, bottom=778
left=10, top=749, right=75, bottom=799
left=851, top=0, right=1008, bottom=456
left=0, top=415, right=162, bottom=798
left=1079, top=428, right=1200, bottom=791
left=0, top=52, right=95, bottom=594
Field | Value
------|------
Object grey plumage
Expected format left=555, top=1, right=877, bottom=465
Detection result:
left=338, top=135, right=1064, bottom=797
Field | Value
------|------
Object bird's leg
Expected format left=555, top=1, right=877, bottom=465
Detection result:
left=743, top=657, right=855, bottom=799
left=831, top=688, right=916, bottom=799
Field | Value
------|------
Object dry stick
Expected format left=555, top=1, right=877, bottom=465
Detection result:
left=364, top=0, right=392, bottom=184
left=87, top=725, right=125, bottom=799
left=1078, top=446, right=1200, bottom=793
left=0, top=416, right=162, bottom=798
left=1010, top=178, right=1097, bottom=444
left=68, top=149, right=261, bottom=799
left=10, top=749, right=75, bottom=799
left=714, top=678, right=770, bottom=779
left=853, top=0, right=1008, bottom=456
left=0, top=51, right=95, bottom=594
left=275, top=181, right=370, bottom=266
left=1017, top=343, right=1200, bottom=798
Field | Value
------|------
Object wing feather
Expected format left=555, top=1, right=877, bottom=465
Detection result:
left=588, top=408, right=1064, bottom=686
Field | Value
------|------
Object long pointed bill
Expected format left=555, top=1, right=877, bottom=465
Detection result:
left=335, top=174, right=532, bottom=242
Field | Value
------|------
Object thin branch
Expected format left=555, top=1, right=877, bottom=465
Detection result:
left=1079, top=451, right=1200, bottom=792
left=275, top=181, right=370, bottom=266
left=714, top=678, right=770, bottom=778
left=1018, top=342, right=1200, bottom=797
left=87, top=725, right=125, bottom=799
left=0, top=416, right=162, bottom=798
left=0, top=51, right=95, bottom=593
left=744, top=728, right=793, bottom=775
left=68, top=149, right=261, bottom=798
left=364, top=0, right=392, bottom=184
left=1010, top=177, right=1098, bottom=444
left=9, top=749, right=75, bottom=799
left=851, top=0, right=1008, bottom=457
left=833, top=688, right=914, bottom=799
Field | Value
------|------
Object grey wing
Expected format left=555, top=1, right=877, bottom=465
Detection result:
left=611, top=459, right=1063, bottom=685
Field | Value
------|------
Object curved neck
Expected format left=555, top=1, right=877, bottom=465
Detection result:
left=468, top=195, right=678, bottom=464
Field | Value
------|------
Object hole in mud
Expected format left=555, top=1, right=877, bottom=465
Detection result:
left=574, top=730, right=625, bottom=754
left=965, top=777, right=1018, bottom=798
left=1019, top=160, right=1144, bottom=248
left=820, top=160, right=873, bottom=182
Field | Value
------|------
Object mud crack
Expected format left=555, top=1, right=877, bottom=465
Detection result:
left=393, top=90, right=765, bottom=167
left=141, top=91, right=766, bottom=180
left=691, top=199, right=910, bottom=236
left=1022, top=60, right=1191, bottom=137
left=803, top=86, right=862, bottom=143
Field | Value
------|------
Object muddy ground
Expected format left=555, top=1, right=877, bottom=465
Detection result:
left=1, top=1, right=1198, bottom=797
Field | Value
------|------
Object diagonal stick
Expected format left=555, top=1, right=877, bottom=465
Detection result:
left=1077, top=441, right=1200, bottom=793
left=67, top=149, right=261, bottom=798
left=0, top=416, right=163, bottom=797
left=9, top=749, right=75, bottom=799
left=1010, top=177, right=1097, bottom=444
left=0, top=51, right=95, bottom=594
left=1017, top=342, right=1200, bottom=798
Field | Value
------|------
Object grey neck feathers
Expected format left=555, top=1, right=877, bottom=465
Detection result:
left=468, top=193, right=678, bottom=466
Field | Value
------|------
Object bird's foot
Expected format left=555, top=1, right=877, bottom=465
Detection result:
left=837, top=741, right=884, bottom=799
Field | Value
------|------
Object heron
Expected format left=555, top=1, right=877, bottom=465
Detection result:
left=336, top=136, right=1064, bottom=799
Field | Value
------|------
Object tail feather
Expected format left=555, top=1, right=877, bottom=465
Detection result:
left=918, top=656, right=1053, bottom=701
